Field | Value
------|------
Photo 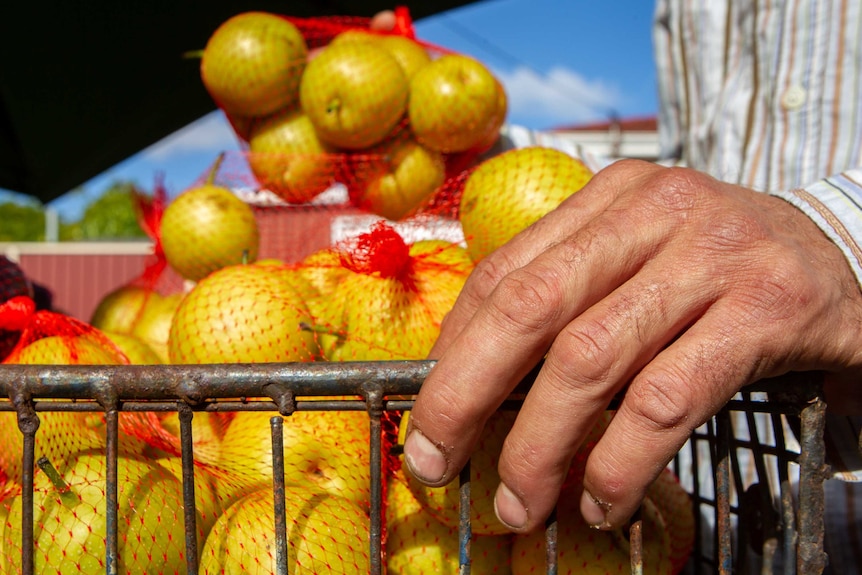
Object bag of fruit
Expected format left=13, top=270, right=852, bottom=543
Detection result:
left=195, top=6, right=508, bottom=223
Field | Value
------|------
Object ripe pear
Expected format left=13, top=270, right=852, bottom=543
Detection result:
left=168, top=263, right=318, bottom=364
left=355, top=132, right=446, bottom=221
left=160, top=183, right=260, bottom=282
left=1, top=452, right=197, bottom=575
left=511, top=495, right=673, bottom=575
left=400, top=410, right=517, bottom=536
left=248, top=108, right=339, bottom=204
left=212, top=410, right=371, bottom=512
left=386, top=469, right=514, bottom=574
left=89, top=284, right=155, bottom=335
left=459, top=146, right=593, bottom=262
left=300, top=40, right=409, bottom=149
left=201, top=12, right=308, bottom=118
left=154, top=454, right=225, bottom=544
left=0, top=333, right=133, bottom=485
left=647, top=468, right=695, bottom=573
left=327, top=230, right=474, bottom=362
left=329, top=30, right=431, bottom=80
left=408, top=54, right=507, bottom=153
left=129, top=292, right=182, bottom=363
left=101, top=331, right=163, bottom=364
left=199, top=485, right=371, bottom=575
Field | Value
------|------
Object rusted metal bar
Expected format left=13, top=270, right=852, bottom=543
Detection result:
left=270, top=416, right=289, bottom=575
left=630, top=507, right=643, bottom=575
left=715, top=410, right=733, bottom=575
left=178, top=402, right=199, bottom=575
left=797, top=393, right=828, bottom=574
left=103, top=402, right=119, bottom=575
left=363, top=382, right=384, bottom=575
left=12, top=386, right=38, bottom=575
left=458, top=461, right=472, bottom=575
left=544, top=509, right=557, bottom=575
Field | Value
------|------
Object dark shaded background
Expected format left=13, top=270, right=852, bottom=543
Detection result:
left=0, top=1, right=476, bottom=203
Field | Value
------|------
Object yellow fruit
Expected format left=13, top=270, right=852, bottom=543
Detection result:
left=329, top=30, right=431, bottom=80
left=129, top=292, right=182, bottom=363
left=409, top=54, right=506, bottom=153
left=201, top=12, right=308, bottom=117
left=459, top=146, right=593, bottom=261
left=212, top=410, right=371, bottom=512
left=160, top=184, right=260, bottom=282
left=101, top=331, right=163, bottom=364
left=168, top=263, right=317, bottom=364
left=199, top=485, right=371, bottom=575
left=1, top=452, right=196, bottom=575
left=248, top=108, right=338, bottom=204
left=386, top=469, right=513, bottom=574
left=0, top=333, right=128, bottom=485
left=89, top=284, right=155, bottom=335
left=300, top=40, right=409, bottom=149
left=327, top=231, right=473, bottom=362
left=356, top=132, right=446, bottom=221
left=511, top=495, right=673, bottom=575
left=647, top=468, right=695, bottom=574
left=400, top=410, right=517, bottom=536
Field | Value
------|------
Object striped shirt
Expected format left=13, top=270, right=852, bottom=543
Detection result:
left=494, top=1, right=862, bottom=569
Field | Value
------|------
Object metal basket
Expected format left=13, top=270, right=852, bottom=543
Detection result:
left=0, top=362, right=828, bottom=574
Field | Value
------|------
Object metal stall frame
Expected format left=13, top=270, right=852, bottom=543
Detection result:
left=0, top=362, right=829, bottom=575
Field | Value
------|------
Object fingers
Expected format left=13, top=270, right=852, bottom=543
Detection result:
left=579, top=298, right=771, bottom=528
left=404, top=163, right=672, bottom=487
left=491, top=255, right=715, bottom=532
left=429, top=159, right=658, bottom=358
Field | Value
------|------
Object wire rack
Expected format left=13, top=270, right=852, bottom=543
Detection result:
left=0, top=361, right=829, bottom=575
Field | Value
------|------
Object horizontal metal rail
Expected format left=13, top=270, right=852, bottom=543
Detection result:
left=0, top=362, right=828, bottom=574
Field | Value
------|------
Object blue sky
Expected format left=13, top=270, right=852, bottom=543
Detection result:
left=3, top=0, right=658, bottom=221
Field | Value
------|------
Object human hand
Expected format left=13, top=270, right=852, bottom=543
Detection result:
left=402, top=159, right=862, bottom=532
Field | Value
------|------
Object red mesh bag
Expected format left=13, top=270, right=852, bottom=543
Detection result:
left=196, top=6, right=508, bottom=222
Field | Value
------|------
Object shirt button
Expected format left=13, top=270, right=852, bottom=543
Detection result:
left=781, top=85, right=807, bottom=110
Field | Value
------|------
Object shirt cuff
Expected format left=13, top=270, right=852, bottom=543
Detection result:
left=769, top=170, right=862, bottom=288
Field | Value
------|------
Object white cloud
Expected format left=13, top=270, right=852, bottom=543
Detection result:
left=142, top=111, right=241, bottom=161
left=496, top=65, right=624, bottom=128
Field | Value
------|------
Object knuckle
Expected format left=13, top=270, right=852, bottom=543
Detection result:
left=550, top=319, right=616, bottom=387
left=626, top=370, right=693, bottom=431
left=489, top=268, right=565, bottom=333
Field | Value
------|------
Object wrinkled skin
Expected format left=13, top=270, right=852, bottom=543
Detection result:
left=402, top=159, right=862, bottom=533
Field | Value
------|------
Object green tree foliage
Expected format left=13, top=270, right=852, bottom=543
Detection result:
left=0, top=181, right=149, bottom=241
left=0, top=200, right=45, bottom=241
left=61, top=182, right=148, bottom=240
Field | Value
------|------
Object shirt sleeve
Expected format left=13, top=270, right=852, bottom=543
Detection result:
left=770, top=174, right=862, bottom=482
left=769, top=171, right=862, bottom=288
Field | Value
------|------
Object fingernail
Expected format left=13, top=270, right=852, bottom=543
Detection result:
left=494, top=482, right=527, bottom=530
left=581, top=489, right=611, bottom=529
left=403, top=430, right=447, bottom=484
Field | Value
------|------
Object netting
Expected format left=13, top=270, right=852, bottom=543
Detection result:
left=0, top=7, right=713, bottom=575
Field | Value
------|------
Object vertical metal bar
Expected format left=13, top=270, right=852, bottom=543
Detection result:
left=270, top=416, right=289, bottom=575
left=15, top=399, right=38, bottom=575
left=544, top=508, right=557, bottom=575
left=630, top=507, right=643, bottom=575
left=366, top=388, right=384, bottom=575
left=715, top=411, right=733, bottom=575
left=796, top=395, right=828, bottom=574
left=458, top=461, right=471, bottom=575
left=177, top=403, right=199, bottom=575
left=104, top=405, right=119, bottom=575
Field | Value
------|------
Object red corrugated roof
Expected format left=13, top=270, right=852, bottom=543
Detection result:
left=552, top=115, right=658, bottom=133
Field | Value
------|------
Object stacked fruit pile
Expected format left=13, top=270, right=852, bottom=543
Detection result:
left=198, top=10, right=507, bottom=221
left=0, top=9, right=697, bottom=572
